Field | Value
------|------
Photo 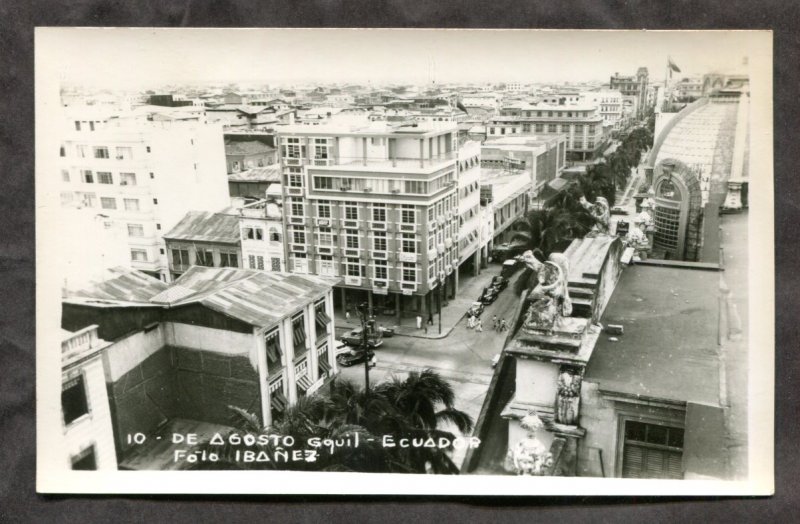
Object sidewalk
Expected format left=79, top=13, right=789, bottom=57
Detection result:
left=333, top=264, right=503, bottom=340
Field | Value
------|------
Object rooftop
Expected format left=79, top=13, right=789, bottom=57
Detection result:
left=224, top=140, right=276, bottom=157
left=279, top=117, right=457, bottom=137
left=162, top=211, right=241, bottom=245
left=227, top=165, right=281, bottom=183
left=150, top=267, right=340, bottom=328
left=65, top=267, right=168, bottom=307
left=584, top=264, right=721, bottom=406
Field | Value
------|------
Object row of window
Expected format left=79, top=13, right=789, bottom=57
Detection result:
left=171, top=248, right=238, bottom=269
left=68, top=169, right=140, bottom=186
left=310, top=173, right=454, bottom=196
left=61, top=191, right=147, bottom=212
left=64, top=143, right=146, bottom=159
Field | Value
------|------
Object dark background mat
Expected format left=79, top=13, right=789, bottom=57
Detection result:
left=1, top=1, right=797, bottom=521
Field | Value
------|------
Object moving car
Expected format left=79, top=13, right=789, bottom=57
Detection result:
left=467, top=301, right=485, bottom=318
left=489, top=275, right=509, bottom=292
left=479, top=286, right=499, bottom=305
left=335, top=348, right=376, bottom=368
left=340, top=326, right=384, bottom=348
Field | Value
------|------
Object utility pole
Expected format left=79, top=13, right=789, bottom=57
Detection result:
left=358, top=302, right=371, bottom=394
left=438, top=276, right=445, bottom=335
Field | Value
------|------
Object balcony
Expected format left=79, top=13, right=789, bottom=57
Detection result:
left=284, top=151, right=457, bottom=171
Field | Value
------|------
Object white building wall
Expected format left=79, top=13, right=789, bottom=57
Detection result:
left=61, top=357, right=118, bottom=471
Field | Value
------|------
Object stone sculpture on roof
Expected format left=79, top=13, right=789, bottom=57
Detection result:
left=580, top=195, right=611, bottom=236
left=519, top=251, right=573, bottom=334
left=505, top=412, right=554, bottom=475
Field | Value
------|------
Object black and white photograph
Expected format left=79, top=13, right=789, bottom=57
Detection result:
left=34, top=28, right=773, bottom=496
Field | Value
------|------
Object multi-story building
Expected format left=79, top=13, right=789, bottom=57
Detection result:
left=60, top=324, right=117, bottom=470
left=276, top=118, right=460, bottom=322
left=225, top=139, right=278, bottom=173
left=456, top=142, right=491, bottom=275
left=581, top=89, right=625, bottom=130
left=480, top=135, right=567, bottom=189
left=163, top=211, right=242, bottom=280
left=609, top=67, right=650, bottom=118
left=237, top=198, right=287, bottom=273
left=62, top=266, right=339, bottom=468
left=487, top=103, right=605, bottom=161
left=58, top=105, right=230, bottom=282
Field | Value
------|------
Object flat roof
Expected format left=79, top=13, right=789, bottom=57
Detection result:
left=584, top=264, right=721, bottom=406
left=279, top=118, right=457, bottom=137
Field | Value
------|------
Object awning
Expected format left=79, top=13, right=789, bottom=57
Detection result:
left=297, top=374, right=313, bottom=392
left=315, top=308, right=331, bottom=330
left=318, top=355, right=331, bottom=373
left=265, top=332, right=282, bottom=364
left=292, top=321, right=306, bottom=347
left=270, top=390, right=287, bottom=413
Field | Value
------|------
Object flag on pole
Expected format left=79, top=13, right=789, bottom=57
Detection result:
left=668, top=56, right=681, bottom=73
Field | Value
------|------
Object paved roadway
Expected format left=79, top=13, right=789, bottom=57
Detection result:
left=335, top=268, right=525, bottom=467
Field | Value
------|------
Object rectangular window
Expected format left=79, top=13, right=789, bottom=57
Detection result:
left=400, top=205, right=415, bottom=224
left=120, top=172, right=137, bottom=186
left=314, top=176, right=333, bottom=190
left=372, top=204, right=386, bottom=222
left=535, top=124, right=544, bottom=133
left=82, top=170, right=94, bottom=183
left=131, top=249, right=148, bottom=262
left=172, top=249, right=189, bottom=267
left=242, top=227, right=264, bottom=241
left=318, top=255, right=335, bottom=276
left=292, top=228, right=306, bottom=245
left=116, top=146, right=132, bottom=160
left=74, top=121, right=81, bottom=131
left=290, top=198, right=304, bottom=217
left=344, top=204, right=358, bottom=220
left=404, top=180, right=426, bottom=194
left=288, top=174, right=303, bottom=188
left=374, top=260, right=388, bottom=280
left=100, top=197, right=116, bottom=210
left=548, top=124, right=557, bottom=133
left=622, top=421, right=684, bottom=479
left=402, top=262, right=416, bottom=282
left=290, top=253, right=308, bottom=274
left=123, top=198, right=139, bottom=212
left=220, top=252, right=238, bottom=268
left=346, top=257, right=361, bottom=277
left=62, top=375, right=89, bottom=425
left=196, top=249, right=214, bottom=267
left=61, top=169, right=70, bottom=182
left=127, top=224, right=144, bottom=237
left=318, top=227, right=333, bottom=246
left=373, top=231, right=387, bottom=251
left=317, top=200, right=331, bottom=218
left=97, top=172, right=113, bottom=184
left=401, top=233, right=417, bottom=253
left=93, top=147, right=109, bottom=159
left=345, top=229, right=359, bottom=249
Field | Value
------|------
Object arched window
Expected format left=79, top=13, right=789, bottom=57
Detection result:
left=269, top=228, right=281, bottom=242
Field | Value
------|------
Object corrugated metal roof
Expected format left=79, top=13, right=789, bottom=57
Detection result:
left=227, top=165, right=281, bottom=182
left=65, top=267, right=168, bottom=306
left=225, top=140, right=276, bottom=156
left=151, top=267, right=340, bottom=328
left=162, top=211, right=241, bottom=244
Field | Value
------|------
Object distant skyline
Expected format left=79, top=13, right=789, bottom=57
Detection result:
left=39, top=28, right=763, bottom=90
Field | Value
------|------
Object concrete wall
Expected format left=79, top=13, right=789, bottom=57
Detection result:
left=515, top=358, right=559, bottom=408
left=61, top=357, right=118, bottom=470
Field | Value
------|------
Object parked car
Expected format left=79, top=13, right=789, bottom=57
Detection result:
left=491, top=242, right=513, bottom=261
left=489, top=275, right=509, bottom=292
left=467, top=301, right=485, bottom=318
left=335, top=348, right=376, bottom=368
left=377, top=326, right=396, bottom=338
left=610, top=205, right=627, bottom=215
left=479, top=286, right=499, bottom=305
left=334, top=339, right=351, bottom=354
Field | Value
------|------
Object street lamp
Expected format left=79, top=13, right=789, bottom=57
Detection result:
left=357, top=301, right=372, bottom=394
left=438, top=275, right=446, bottom=335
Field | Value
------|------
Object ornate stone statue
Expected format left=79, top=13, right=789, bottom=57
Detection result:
left=580, top=196, right=611, bottom=235
left=555, top=367, right=582, bottom=425
left=519, top=251, right=572, bottom=334
left=505, top=412, right=554, bottom=475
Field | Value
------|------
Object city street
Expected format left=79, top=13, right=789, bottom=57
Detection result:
left=334, top=265, right=526, bottom=467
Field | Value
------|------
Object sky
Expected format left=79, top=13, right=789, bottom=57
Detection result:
left=37, top=28, right=768, bottom=90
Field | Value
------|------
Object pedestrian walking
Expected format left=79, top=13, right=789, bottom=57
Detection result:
left=345, top=309, right=350, bottom=321
left=476, top=318, right=483, bottom=332
left=466, top=315, right=473, bottom=329
left=427, top=313, right=434, bottom=326
left=492, top=315, right=499, bottom=331
left=416, top=314, right=422, bottom=330
left=500, top=318, right=508, bottom=332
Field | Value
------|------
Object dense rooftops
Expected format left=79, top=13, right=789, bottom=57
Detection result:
left=162, top=211, right=241, bottom=244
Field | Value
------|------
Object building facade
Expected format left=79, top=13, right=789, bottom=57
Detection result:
left=58, top=106, right=230, bottom=282
left=487, top=103, right=606, bottom=161
left=609, top=67, right=650, bottom=118
left=60, top=325, right=117, bottom=471
left=163, top=211, right=242, bottom=280
left=276, top=119, right=461, bottom=320
left=62, top=267, right=339, bottom=468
